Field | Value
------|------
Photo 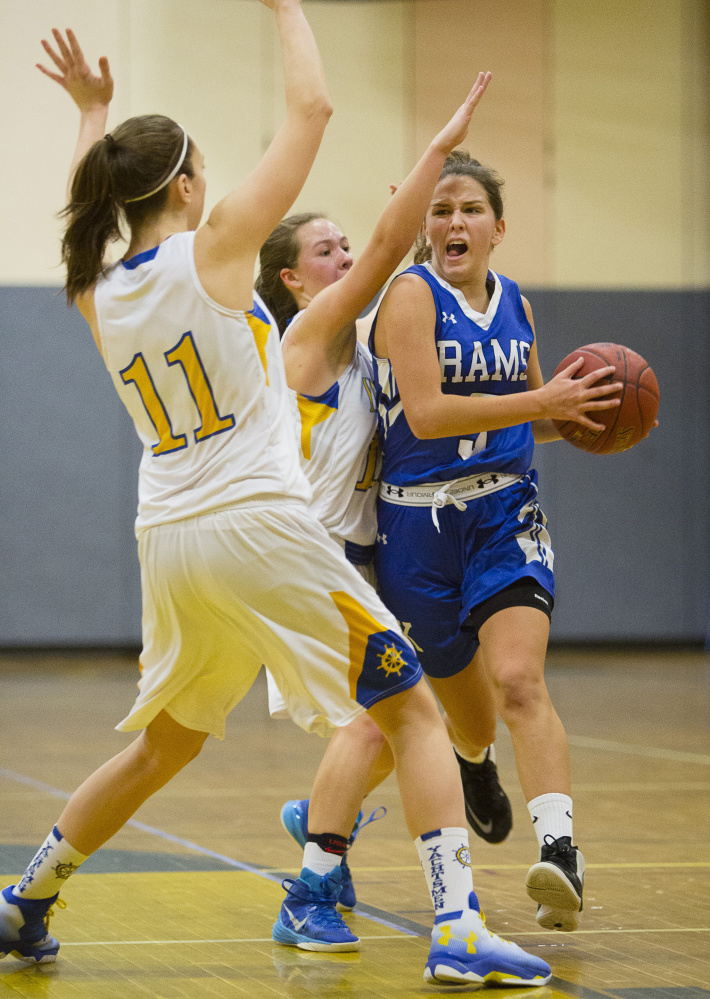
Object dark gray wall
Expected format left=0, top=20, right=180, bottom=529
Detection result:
left=528, top=289, right=710, bottom=641
left=1, top=288, right=141, bottom=645
left=1, top=286, right=708, bottom=646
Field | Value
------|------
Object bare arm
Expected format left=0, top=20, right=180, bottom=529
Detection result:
left=37, top=29, right=114, bottom=200
left=194, top=0, right=332, bottom=306
left=283, top=73, right=491, bottom=395
left=378, top=275, right=623, bottom=440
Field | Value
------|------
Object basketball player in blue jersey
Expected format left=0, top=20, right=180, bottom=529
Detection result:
left=0, top=23, right=555, bottom=989
left=258, top=217, right=512, bottom=905
left=369, top=150, right=624, bottom=932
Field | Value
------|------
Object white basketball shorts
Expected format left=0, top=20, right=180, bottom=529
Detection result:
left=117, top=501, right=421, bottom=739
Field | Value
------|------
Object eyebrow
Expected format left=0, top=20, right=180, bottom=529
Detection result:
left=312, top=237, right=347, bottom=248
left=431, top=198, right=486, bottom=207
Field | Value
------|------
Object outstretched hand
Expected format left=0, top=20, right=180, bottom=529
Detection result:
left=37, top=28, right=113, bottom=112
left=432, top=71, right=492, bottom=156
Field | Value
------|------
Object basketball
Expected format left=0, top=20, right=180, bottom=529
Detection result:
left=552, top=343, right=659, bottom=454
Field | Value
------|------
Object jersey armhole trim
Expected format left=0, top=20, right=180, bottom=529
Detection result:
left=368, top=270, right=434, bottom=360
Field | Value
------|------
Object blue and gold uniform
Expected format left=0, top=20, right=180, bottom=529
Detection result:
left=370, top=262, right=554, bottom=678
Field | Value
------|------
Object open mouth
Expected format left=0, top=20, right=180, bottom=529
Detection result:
left=446, top=240, right=468, bottom=259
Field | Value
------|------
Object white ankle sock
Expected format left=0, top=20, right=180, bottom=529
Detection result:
left=416, top=827, right=474, bottom=916
left=453, top=744, right=491, bottom=765
left=13, top=826, right=87, bottom=900
left=527, top=793, right=574, bottom=849
left=302, top=842, right=342, bottom=878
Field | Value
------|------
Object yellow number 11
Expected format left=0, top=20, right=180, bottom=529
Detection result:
left=120, top=332, right=235, bottom=457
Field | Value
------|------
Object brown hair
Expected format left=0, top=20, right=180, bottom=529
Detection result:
left=60, top=115, right=194, bottom=303
left=255, top=212, right=327, bottom=335
left=414, top=150, right=504, bottom=264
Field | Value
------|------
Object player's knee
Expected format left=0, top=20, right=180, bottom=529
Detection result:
left=494, top=668, right=547, bottom=718
left=140, top=718, right=208, bottom=775
left=351, top=711, right=388, bottom=754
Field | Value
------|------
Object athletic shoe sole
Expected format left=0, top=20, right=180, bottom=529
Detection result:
left=526, top=860, right=582, bottom=929
left=0, top=937, right=59, bottom=964
left=535, top=903, right=581, bottom=932
left=424, top=959, right=550, bottom=986
left=280, top=801, right=308, bottom=850
left=272, top=919, right=360, bottom=952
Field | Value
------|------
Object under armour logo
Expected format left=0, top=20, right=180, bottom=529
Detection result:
left=442, top=311, right=457, bottom=324
left=377, top=533, right=388, bottom=545
left=386, top=485, right=404, bottom=497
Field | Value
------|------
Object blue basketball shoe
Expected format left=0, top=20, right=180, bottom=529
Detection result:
left=280, top=800, right=386, bottom=911
left=272, top=867, right=360, bottom=952
left=0, top=886, right=64, bottom=964
left=424, top=892, right=551, bottom=986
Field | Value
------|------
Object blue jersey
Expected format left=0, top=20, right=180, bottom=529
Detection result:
left=370, top=263, right=535, bottom=486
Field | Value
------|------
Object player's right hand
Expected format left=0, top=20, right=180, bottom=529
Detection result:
left=539, top=359, right=623, bottom=432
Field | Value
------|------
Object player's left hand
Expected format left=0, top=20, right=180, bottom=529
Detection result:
left=432, top=71, right=492, bottom=156
left=37, top=28, right=113, bottom=112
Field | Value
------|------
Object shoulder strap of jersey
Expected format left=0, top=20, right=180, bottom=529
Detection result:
left=368, top=264, right=441, bottom=357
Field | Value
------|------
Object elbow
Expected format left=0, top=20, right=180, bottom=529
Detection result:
left=407, top=408, right=440, bottom=440
left=300, top=96, right=333, bottom=122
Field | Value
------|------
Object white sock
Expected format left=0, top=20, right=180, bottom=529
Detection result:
left=302, top=842, right=342, bottom=878
left=13, top=826, right=87, bottom=900
left=454, top=744, right=493, bottom=765
left=416, top=827, right=474, bottom=916
left=527, top=793, right=574, bottom=849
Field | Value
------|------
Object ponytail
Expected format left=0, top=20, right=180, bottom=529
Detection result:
left=60, top=115, right=194, bottom=303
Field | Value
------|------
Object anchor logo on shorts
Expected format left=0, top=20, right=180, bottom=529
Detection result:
left=377, top=645, right=405, bottom=677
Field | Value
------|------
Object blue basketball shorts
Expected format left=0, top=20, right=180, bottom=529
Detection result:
left=374, top=471, right=555, bottom=678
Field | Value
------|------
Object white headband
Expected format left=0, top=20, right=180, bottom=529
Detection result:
left=124, top=126, right=189, bottom=204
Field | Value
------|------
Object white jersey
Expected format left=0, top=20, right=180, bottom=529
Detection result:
left=94, top=232, right=310, bottom=531
left=289, top=315, right=379, bottom=553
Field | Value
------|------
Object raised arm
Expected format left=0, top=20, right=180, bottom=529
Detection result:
left=37, top=29, right=114, bottom=199
left=196, top=0, right=332, bottom=272
left=284, top=73, right=492, bottom=388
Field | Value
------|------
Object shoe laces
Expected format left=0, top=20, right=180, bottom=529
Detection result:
left=43, top=897, right=66, bottom=934
left=349, top=805, right=386, bottom=847
left=281, top=878, right=346, bottom=928
left=477, top=909, right=514, bottom=948
left=541, top=834, right=574, bottom=856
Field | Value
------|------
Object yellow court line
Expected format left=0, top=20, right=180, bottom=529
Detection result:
left=51, top=929, right=710, bottom=946
left=57, top=935, right=417, bottom=947
left=508, top=927, right=710, bottom=936
left=339, top=862, right=710, bottom=873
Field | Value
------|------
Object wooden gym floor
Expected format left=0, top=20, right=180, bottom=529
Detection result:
left=1, top=648, right=709, bottom=998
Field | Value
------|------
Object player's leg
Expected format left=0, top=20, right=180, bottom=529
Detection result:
left=375, top=499, right=513, bottom=845
left=366, top=678, right=551, bottom=986
left=280, top=713, right=392, bottom=912
left=428, top=654, right=513, bottom=845
left=0, top=711, right=207, bottom=964
left=477, top=605, right=584, bottom=930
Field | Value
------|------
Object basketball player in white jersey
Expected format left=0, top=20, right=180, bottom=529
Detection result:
left=0, top=17, right=554, bottom=988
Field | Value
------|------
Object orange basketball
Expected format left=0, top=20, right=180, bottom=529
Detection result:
left=552, top=343, right=659, bottom=454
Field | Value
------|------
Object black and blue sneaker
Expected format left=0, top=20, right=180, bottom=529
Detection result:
left=0, top=885, right=64, bottom=964
left=280, top=799, right=386, bottom=910
left=424, top=891, right=551, bottom=986
left=272, top=866, right=360, bottom=952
